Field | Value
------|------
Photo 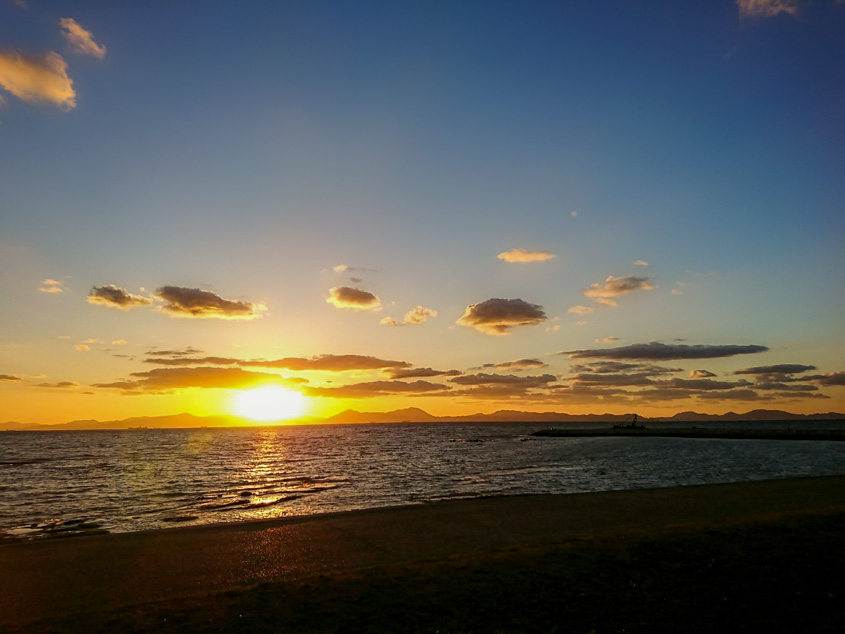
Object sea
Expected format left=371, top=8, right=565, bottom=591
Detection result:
left=2, top=421, right=845, bottom=540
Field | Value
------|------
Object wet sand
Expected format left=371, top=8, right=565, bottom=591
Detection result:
left=2, top=476, right=844, bottom=632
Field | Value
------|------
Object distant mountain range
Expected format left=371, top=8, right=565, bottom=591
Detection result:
left=2, top=408, right=844, bottom=431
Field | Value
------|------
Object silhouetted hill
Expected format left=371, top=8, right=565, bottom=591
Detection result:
left=657, top=409, right=845, bottom=422
left=325, top=408, right=440, bottom=423
left=3, top=408, right=843, bottom=431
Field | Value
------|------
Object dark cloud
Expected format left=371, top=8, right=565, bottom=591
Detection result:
left=689, top=369, right=717, bottom=378
left=144, top=356, right=241, bottom=366
left=487, top=358, right=549, bottom=371
left=753, top=383, right=818, bottom=392
left=582, top=276, right=656, bottom=299
left=651, top=378, right=753, bottom=391
left=146, top=347, right=203, bottom=357
left=94, top=367, right=288, bottom=391
left=569, top=361, right=680, bottom=375
left=154, top=286, right=264, bottom=320
left=36, top=381, right=78, bottom=388
left=449, top=373, right=558, bottom=388
left=306, top=380, right=449, bottom=398
left=382, top=367, right=461, bottom=379
left=696, top=389, right=770, bottom=402
left=0, top=374, right=22, bottom=381
left=813, top=371, right=845, bottom=387
left=734, top=364, right=817, bottom=376
left=246, top=354, right=410, bottom=372
left=326, top=286, right=381, bottom=310
left=565, top=342, right=768, bottom=361
left=87, top=285, right=153, bottom=310
left=570, top=373, right=657, bottom=387
left=457, top=298, right=547, bottom=335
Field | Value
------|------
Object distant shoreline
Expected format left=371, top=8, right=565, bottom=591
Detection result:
left=532, top=426, right=845, bottom=441
left=2, top=408, right=844, bottom=431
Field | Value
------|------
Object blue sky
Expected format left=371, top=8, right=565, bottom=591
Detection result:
left=1, top=0, right=843, bottom=423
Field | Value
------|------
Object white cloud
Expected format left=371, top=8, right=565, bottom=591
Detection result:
left=567, top=305, right=593, bottom=315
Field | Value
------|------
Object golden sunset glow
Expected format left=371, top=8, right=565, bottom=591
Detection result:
left=232, top=386, right=307, bottom=422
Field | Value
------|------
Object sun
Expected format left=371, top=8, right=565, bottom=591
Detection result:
left=232, top=386, right=307, bottom=422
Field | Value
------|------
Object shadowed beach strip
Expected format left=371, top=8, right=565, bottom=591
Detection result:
left=2, top=476, right=844, bottom=632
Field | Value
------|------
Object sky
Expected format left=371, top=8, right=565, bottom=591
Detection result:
left=1, top=0, right=843, bottom=424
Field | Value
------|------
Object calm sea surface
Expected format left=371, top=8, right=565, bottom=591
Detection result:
left=2, top=421, right=844, bottom=539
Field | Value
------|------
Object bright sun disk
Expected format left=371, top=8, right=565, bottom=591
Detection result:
left=232, top=385, right=307, bottom=422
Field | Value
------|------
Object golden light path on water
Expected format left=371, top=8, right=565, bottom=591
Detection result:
left=231, top=386, right=308, bottom=422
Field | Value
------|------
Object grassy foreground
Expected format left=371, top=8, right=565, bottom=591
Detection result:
left=12, top=510, right=845, bottom=634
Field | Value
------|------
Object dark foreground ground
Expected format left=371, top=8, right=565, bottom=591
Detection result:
left=2, top=477, right=844, bottom=633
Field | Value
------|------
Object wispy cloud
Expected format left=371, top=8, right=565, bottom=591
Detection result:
left=306, top=380, right=449, bottom=398
left=146, top=347, right=203, bottom=357
left=246, top=354, right=409, bottom=372
left=564, top=342, right=769, bottom=360
left=595, top=337, right=619, bottom=344
left=450, top=373, right=558, bottom=388
left=88, top=285, right=153, bottom=310
left=634, top=260, right=649, bottom=267
left=484, top=358, right=548, bottom=371
left=497, top=248, right=557, bottom=263
left=733, top=364, right=817, bottom=376
left=0, top=49, right=75, bottom=109
left=38, top=278, right=64, bottom=293
left=155, top=286, right=265, bottom=319
left=382, top=367, right=461, bottom=379
left=737, top=0, right=802, bottom=19
left=326, top=286, right=381, bottom=311
left=0, top=374, right=22, bottom=382
left=457, top=298, right=547, bottom=335
left=36, top=380, right=79, bottom=389
left=568, top=305, right=593, bottom=315
left=144, top=356, right=242, bottom=367
left=94, top=367, right=290, bottom=392
left=59, top=18, right=106, bottom=59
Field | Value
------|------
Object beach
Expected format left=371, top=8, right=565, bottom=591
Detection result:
left=2, top=476, right=844, bottom=632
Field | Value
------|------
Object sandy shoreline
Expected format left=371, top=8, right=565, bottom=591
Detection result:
left=2, top=476, right=845, bottom=632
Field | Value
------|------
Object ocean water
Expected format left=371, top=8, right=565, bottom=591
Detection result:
left=2, top=421, right=844, bottom=539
